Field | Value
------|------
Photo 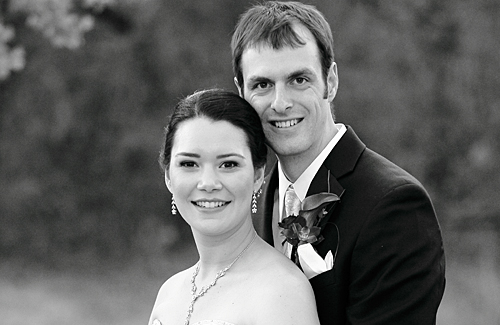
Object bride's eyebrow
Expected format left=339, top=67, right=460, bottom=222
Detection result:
left=174, top=153, right=246, bottom=159
left=216, top=153, right=245, bottom=159
left=174, top=152, right=199, bottom=158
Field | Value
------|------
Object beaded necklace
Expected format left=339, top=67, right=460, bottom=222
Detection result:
left=185, top=232, right=257, bottom=325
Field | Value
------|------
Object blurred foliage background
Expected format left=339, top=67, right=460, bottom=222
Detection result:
left=1, top=0, right=499, bottom=323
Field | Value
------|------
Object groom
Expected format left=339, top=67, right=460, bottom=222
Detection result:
left=231, top=1, right=445, bottom=324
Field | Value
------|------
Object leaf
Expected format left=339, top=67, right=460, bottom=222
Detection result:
left=291, top=223, right=302, bottom=235
left=295, top=216, right=307, bottom=227
left=314, top=235, right=324, bottom=245
left=278, top=215, right=298, bottom=229
left=305, top=235, right=318, bottom=243
left=297, top=193, right=340, bottom=228
left=282, top=228, right=297, bottom=239
left=280, top=194, right=341, bottom=247
left=301, top=192, right=340, bottom=211
left=309, top=226, right=321, bottom=237
left=300, top=210, right=321, bottom=228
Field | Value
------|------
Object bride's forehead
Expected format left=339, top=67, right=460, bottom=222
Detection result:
left=177, top=118, right=245, bottom=139
left=173, top=118, right=250, bottom=152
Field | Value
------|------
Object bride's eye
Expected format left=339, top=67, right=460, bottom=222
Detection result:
left=220, top=161, right=239, bottom=169
left=179, top=160, right=197, bottom=168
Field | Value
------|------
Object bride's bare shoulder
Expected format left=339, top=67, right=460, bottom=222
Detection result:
left=250, top=240, right=311, bottom=289
left=245, top=241, right=320, bottom=324
left=154, top=265, right=194, bottom=302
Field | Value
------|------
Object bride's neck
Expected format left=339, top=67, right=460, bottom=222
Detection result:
left=194, top=228, right=257, bottom=277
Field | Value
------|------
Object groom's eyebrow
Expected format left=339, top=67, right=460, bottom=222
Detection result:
left=247, top=68, right=315, bottom=85
left=247, top=76, right=272, bottom=85
left=288, top=68, right=315, bottom=81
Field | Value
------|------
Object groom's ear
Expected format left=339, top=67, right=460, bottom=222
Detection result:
left=326, top=62, right=339, bottom=101
left=234, top=77, right=243, bottom=97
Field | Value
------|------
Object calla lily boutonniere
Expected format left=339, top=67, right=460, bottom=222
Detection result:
left=278, top=192, right=340, bottom=278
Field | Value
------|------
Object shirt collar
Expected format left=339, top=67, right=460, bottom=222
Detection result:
left=278, top=123, right=346, bottom=219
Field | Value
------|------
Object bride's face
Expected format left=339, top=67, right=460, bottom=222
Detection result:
left=166, top=117, right=263, bottom=236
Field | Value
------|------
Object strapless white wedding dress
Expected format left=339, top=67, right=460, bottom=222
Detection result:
left=192, top=321, right=236, bottom=325
left=152, top=319, right=235, bottom=325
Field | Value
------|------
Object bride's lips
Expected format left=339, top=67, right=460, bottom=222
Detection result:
left=192, top=200, right=230, bottom=209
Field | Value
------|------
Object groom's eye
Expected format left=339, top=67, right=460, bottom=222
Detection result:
left=295, top=77, right=307, bottom=84
left=253, top=82, right=270, bottom=90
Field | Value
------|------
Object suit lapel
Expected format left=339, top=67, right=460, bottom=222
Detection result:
left=324, top=126, right=366, bottom=179
left=307, top=165, right=344, bottom=229
left=307, top=126, right=366, bottom=228
left=307, top=127, right=365, bottom=194
left=256, top=126, right=366, bottom=246
left=252, top=163, right=278, bottom=245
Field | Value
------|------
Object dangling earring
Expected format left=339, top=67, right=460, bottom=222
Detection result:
left=251, top=192, right=257, bottom=214
left=171, top=196, right=177, bottom=215
left=252, top=188, right=262, bottom=214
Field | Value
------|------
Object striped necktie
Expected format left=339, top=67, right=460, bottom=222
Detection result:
left=282, top=184, right=301, bottom=257
left=284, top=184, right=301, bottom=218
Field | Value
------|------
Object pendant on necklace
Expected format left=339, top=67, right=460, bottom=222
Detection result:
left=184, top=233, right=257, bottom=325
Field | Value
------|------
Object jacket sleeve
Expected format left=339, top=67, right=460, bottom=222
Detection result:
left=347, top=183, right=446, bottom=325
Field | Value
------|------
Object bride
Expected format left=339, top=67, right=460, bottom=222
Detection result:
left=148, top=89, right=320, bottom=325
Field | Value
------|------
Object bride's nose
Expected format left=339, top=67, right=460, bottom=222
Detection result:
left=197, top=168, right=222, bottom=192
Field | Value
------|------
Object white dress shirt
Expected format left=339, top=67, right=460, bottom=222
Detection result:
left=277, top=123, right=347, bottom=221
left=273, top=123, right=347, bottom=253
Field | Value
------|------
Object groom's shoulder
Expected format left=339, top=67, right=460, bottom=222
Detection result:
left=360, top=147, right=424, bottom=188
left=329, top=126, right=421, bottom=187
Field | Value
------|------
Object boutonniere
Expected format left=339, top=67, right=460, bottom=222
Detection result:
left=278, top=192, right=340, bottom=279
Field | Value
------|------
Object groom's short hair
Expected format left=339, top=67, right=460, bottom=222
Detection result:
left=231, top=1, right=335, bottom=90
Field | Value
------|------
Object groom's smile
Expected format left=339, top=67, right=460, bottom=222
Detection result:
left=272, top=118, right=303, bottom=128
left=239, top=24, right=337, bottom=161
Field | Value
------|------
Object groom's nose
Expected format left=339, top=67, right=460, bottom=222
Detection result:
left=271, top=83, right=292, bottom=113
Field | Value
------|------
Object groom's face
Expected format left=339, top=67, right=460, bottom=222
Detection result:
left=237, top=24, right=337, bottom=161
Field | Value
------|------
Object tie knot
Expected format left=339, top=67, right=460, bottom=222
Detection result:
left=284, top=184, right=301, bottom=217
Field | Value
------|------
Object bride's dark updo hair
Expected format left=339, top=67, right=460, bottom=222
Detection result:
left=159, top=89, right=267, bottom=171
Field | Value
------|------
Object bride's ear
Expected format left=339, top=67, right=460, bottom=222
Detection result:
left=254, top=166, right=265, bottom=192
left=164, top=171, right=172, bottom=192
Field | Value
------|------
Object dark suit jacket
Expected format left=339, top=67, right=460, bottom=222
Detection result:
left=253, top=126, right=445, bottom=325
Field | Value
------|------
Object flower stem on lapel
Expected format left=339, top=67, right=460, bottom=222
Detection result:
left=279, top=192, right=340, bottom=252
